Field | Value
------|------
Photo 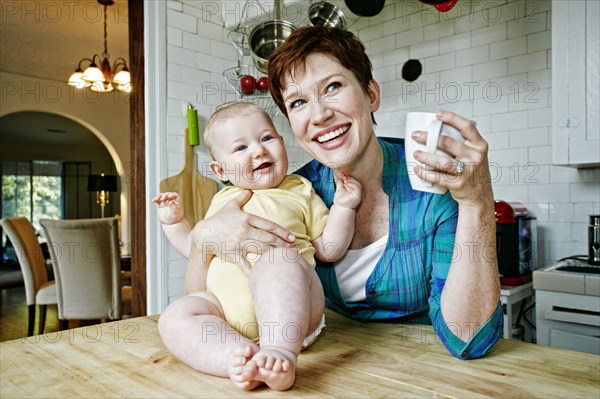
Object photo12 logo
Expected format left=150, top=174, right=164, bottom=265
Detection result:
left=1, top=1, right=128, bottom=24
left=401, top=81, right=540, bottom=105
left=199, top=1, right=304, bottom=26
left=1, top=81, right=130, bottom=104
left=397, top=1, right=542, bottom=25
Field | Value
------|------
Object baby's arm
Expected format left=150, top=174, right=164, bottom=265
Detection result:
left=313, top=174, right=362, bottom=262
left=152, top=192, right=193, bottom=258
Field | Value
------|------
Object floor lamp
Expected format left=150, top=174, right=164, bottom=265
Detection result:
left=87, top=173, right=117, bottom=218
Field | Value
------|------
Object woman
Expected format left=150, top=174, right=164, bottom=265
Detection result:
left=192, top=26, right=502, bottom=360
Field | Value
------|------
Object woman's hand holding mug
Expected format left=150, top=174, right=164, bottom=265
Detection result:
left=408, top=111, right=494, bottom=208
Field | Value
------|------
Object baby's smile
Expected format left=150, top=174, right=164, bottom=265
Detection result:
left=254, top=162, right=273, bottom=172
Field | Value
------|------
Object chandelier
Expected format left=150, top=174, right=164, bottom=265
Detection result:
left=67, top=0, right=131, bottom=93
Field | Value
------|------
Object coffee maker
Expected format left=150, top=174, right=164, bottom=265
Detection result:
left=495, top=201, right=538, bottom=285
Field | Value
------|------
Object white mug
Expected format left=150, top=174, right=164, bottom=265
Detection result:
left=405, top=112, right=466, bottom=194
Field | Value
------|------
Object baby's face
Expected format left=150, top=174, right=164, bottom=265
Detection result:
left=209, top=112, right=289, bottom=190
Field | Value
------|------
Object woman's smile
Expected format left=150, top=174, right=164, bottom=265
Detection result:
left=314, top=123, right=351, bottom=144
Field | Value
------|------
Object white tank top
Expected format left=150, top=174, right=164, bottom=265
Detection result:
left=334, top=234, right=389, bottom=303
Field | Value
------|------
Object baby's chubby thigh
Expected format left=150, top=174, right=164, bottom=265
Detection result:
left=206, top=257, right=260, bottom=340
left=248, top=247, right=316, bottom=290
left=249, top=247, right=325, bottom=337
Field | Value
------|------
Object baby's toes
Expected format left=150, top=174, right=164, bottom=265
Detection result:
left=262, top=355, right=277, bottom=370
left=273, top=358, right=290, bottom=373
left=253, top=355, right=267, bottom=368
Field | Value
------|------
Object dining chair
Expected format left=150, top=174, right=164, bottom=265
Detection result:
left=0, top=217, right=57, bottom=336
left=39, top=217, right=123, bottom=329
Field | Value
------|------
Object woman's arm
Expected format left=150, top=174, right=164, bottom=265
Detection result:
left=413, top=110, right=500, bottom=343
left=192, top=190, right=296, bottom=274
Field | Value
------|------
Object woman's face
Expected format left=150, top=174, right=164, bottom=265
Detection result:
left=282, top=52, right=380, bottom=170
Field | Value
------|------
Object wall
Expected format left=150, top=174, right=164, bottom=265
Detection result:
left=161, top=0, right=600, bottom=304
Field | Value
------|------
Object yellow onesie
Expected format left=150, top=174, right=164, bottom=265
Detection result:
left=203, top=174, right=329, bottom=341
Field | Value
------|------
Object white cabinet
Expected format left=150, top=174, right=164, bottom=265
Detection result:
left=552, top=0, right=600, bottom=167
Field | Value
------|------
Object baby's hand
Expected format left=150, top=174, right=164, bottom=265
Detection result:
left=333, top=174, right=362, bottom=210
left=152, top=192, right=184, bottom=225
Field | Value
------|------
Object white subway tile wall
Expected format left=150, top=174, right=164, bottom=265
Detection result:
left=163, top=0, right=599, bottom=302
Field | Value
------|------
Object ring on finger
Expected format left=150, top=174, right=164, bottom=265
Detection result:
left=453, top=158, right=464, bottom=175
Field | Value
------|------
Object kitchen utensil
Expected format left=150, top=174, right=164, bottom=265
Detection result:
left=249, top=20, right=296, bottom=73
left=308, top=1, right=346, bottom=30
left=187, top=104, right=199, bottom=146
left=159, top=132, right=219, bottom=225
left=344, top=0, right=385, bottom=17
left=248, top=0, right=296, bottom=74
left=401, top=59, right=422, bottom=82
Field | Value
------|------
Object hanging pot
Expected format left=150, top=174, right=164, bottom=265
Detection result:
left=419, top=0, right=459, bottom=12
left=344, top=0, right=385, bottom=17
left=248, top=0, right=296, bottom=74
left=249, top=20, right=297, bottom=74
left=308, top=1, right=346, bottom=30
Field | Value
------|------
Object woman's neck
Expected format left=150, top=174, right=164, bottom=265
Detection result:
left=343, top=135, right=384, bottom=192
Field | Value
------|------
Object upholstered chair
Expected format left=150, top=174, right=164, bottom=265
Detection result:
left=39, top=218, right=122, bottom=329
left=0, top=217, right=57, bottom=336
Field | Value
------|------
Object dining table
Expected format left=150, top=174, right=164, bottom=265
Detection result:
left=1, top=309, right=598, bottom=398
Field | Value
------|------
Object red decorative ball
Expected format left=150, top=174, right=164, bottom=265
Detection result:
left=257, top=77, right=269, bottom=93
left=240, top=75, right=257, bottom=95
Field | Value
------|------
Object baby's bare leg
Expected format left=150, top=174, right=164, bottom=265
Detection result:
left=158, top=291, right=260, bottom=389
left=243, top=247, right=325, bottom=391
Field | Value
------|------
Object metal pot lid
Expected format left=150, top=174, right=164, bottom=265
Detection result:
left=344, top=0, right=385, bottom=17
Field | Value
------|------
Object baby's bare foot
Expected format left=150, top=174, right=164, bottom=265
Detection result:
left=227, top=343, right=263, bottom=391
left=242, top=348, right=297, bottom=391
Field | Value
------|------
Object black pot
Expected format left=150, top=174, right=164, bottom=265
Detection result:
left=344, top=0, right=386, bottom=17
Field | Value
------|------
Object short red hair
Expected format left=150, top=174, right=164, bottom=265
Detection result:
left=268, top=26, right=373, bottom=118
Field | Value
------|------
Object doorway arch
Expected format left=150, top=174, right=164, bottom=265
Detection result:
left=0, top=111, right=125, bottom=226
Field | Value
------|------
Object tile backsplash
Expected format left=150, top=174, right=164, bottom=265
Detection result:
left=163, top=0, right=599, bottom=301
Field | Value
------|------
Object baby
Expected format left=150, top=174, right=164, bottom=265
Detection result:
left=154, top=102, right=361, bottom=391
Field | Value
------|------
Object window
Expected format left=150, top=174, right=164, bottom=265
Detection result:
left=2, top=161, right=62, bottom=267
left=1, top=161, right=63, bottom=231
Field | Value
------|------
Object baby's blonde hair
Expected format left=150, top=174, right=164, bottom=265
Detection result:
left=204, top=102, right=274, bottom=157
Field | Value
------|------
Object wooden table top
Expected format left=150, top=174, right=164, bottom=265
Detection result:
left=1, top=309, right=598, bottom=398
